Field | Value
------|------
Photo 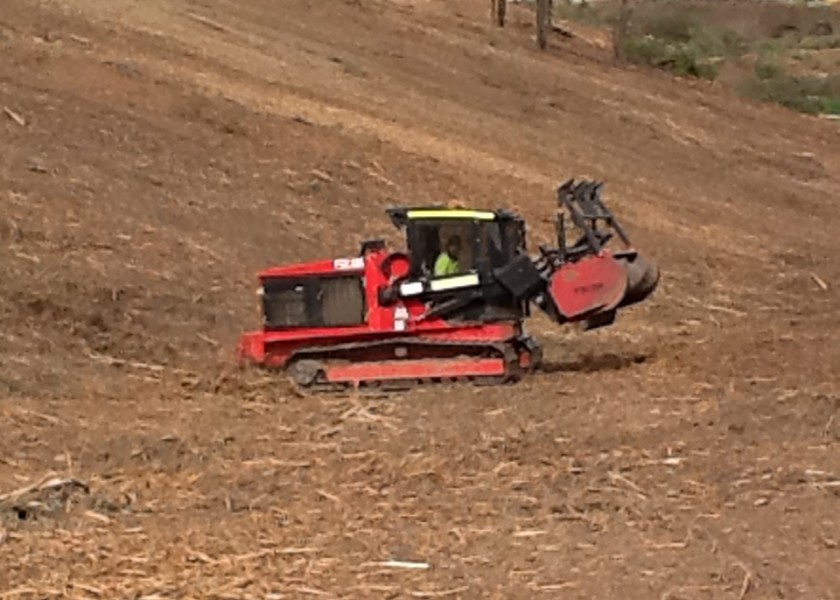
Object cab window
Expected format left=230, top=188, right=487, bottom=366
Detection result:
left=407, top=220, right=476, bottom=277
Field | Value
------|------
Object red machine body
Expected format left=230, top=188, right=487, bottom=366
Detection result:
left=237, top=248, right=536, bottom=386
left=236, top=180, right=659, bottom=391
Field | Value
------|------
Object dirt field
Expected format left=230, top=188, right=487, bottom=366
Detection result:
left=1, top=0, right=839, bottom=597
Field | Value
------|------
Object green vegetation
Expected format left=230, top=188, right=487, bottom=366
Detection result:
left=556, top=1, right=840, bottom=117
left=744, top=72, right=840, bottom=115
left=824, top=96, right=840, bottom=115
left=745, top=54, right=840, bottom=115
left=755, top=58, right=785, bottom=81
left=614, top=7, right=754, bottom=81
left=553, top=1, right=612, bottom=26
left=798, top=34, right=840, bottom=50
left=621, top=35, right=720, bottom=79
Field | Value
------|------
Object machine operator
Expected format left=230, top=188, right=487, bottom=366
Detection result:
left=434, top=234, right=462, bottom=277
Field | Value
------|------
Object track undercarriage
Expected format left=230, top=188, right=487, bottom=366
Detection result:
left=283, top=336, right=542, bottom=393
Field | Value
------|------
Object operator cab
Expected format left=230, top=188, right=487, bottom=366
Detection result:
left=386, top=207, right=527, bottom=280
left=385, top=206, right=531, bottom=322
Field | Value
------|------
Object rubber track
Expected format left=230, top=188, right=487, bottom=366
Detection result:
left=284, top=336, right=538, bottom=394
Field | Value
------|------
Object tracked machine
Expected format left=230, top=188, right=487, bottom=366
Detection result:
left=236, top=179, right=659, bottom=391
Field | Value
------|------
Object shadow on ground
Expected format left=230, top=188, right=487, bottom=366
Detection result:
left=541, top=351, right=650, bottom=374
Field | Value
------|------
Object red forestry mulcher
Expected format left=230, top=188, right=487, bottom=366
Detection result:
left=236, top=179, right=659, bottom=391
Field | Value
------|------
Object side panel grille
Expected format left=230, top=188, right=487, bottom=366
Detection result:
left=263, top=286, right=309, bottom=328
left=262, top=275, right=366, bottom=329
left=320, top=277, right=366, bottom=327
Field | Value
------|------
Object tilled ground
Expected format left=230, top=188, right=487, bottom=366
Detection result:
left=1, top=0, right=838, bottom=598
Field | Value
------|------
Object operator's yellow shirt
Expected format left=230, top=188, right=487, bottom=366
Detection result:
left=434, top=253, right=459, bottom=276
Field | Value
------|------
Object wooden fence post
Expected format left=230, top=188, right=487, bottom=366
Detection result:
left=536, top=0, right=553, bottom=49
left=613, top=0, right=630, bottom=61
left=492, top=0, right=507, bottom=27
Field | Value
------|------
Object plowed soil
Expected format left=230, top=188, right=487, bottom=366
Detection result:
left=1, top=0, right=839, bottom=598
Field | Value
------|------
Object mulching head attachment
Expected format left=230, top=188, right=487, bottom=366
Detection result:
left=530, top=179, right=660, bottom=327
left=555, top=178, right=632, bottom=259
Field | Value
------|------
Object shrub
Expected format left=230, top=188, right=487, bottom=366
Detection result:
left=823, top=97, right=840, bottom=115
left=621, top=35, right=719, bottom=80
left=755, top=59, right=784, bottom=80
left=641, top=9, right=699, bottom=43
left=721, top=30, right=750, bottom=57
left=745, top=72, right=838, bottom=115
left=798, top=34, right=840, bottom=50
left=553, top=2, right=611, bottom=26
left=616, top=5, right=749, bottom=80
